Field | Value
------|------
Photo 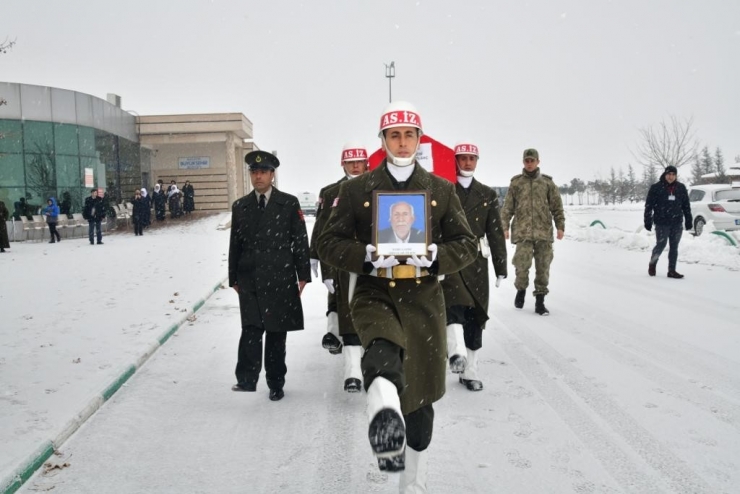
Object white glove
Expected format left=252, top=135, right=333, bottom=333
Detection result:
left=365, top=245, right=400, bottom=269
left=310, top=258, right=319, bottom=278
left=406, top=244, right=437, bottom=268
left=495, top=275, right=505, bottom=288
left=323, top=279, right=335, bottom=294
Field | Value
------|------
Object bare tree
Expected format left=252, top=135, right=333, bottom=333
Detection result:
left=633, top=115, right=698, bottom=172
left=0, top=37, right=16, bottom=54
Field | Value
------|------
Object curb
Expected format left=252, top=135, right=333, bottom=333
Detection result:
left=0, top=278, right=228, bottom=494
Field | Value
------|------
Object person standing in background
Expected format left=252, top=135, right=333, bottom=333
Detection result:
left=132, top=189, right=147, bottom=236
left=182, top=180, right=195, bottom=215
left=42, top=197, right=61, bottom=244
left=0, top=200, right=10, bottom=252
left=83, top=189, right=106, bottom=245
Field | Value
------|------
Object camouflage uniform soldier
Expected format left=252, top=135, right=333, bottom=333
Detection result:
left=441, top=142, right=508, bottom=391
left=309, top=143, right=368, bottom=392
left=500, top=148, right=565, bottom=315
left=318, top=101, right=477, bottom=492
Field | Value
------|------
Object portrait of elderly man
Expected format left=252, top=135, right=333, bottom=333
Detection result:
left=378, top=200, right=426, bottom=244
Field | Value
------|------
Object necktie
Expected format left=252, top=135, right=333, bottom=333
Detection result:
left=259, top=194, right=266, bottom=210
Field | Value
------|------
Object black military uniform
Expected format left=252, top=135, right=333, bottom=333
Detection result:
left=229, top=151, right=311, bottom=401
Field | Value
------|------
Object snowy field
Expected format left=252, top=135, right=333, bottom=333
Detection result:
left=2, top=207, right=739, bottom=494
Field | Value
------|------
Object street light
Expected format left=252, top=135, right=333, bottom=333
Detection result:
left=384, top=61, right=395, bottom=103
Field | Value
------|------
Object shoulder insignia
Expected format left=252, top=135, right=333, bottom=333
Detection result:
left=298, top=209, right=305, bottom=222
left=332, top=197, right=339, bottom=208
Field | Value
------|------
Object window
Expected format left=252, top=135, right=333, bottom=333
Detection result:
left=54, top=123, right=80, bottom=156
left=688, top=189, right=705, bottom=202
left=715, top=189, right=740, bottom=201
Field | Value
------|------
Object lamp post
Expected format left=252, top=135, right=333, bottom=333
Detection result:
left=384, top=61, right=395, bottom=103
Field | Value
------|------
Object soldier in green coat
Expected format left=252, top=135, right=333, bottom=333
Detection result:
left=440, top=142, right=508, bottom=391
left=309, top=143, right=369, bottom=392
left=318, top=101, right=477, bottom=491
left=500, top=148, right=565, bottom=315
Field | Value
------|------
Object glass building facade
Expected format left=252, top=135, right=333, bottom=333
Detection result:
left=0, top=82, right=144, bottom=218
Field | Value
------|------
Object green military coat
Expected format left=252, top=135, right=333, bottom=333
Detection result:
left=317, top=162, right=477, bottom=414
left=500, top=168, right=565, bottom=244
left=441, top=179, right=508, bottom=327
left=310, top=176, right=357, bottom=336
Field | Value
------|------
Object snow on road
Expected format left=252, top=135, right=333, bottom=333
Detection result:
left=6, top=208, right=740, bottom=493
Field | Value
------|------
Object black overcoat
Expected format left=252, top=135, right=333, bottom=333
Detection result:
left=229, top=188, right=311, bottom=332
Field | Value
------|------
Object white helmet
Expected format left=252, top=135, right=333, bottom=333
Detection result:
left=378, top=101, right=423, bottom=137
left=340, top=142, right=368, bottom=163
left=378, top=101, right=423, bottom=167
left=454, top=141, right=479, bottom=177
left=454, top=141, right=479, bottom=157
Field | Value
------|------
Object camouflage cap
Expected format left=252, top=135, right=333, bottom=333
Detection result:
left=523, top=148, right=539, bottom=160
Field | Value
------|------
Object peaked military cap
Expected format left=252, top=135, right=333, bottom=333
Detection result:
left=245, top=150, right=280, bottom=171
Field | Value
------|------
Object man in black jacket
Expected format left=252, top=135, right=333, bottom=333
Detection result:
left=644, top=165, right=693, bottom=278
left=83, top=189, right=106, bottom=245
left=228, top=150, right=311, bottom=401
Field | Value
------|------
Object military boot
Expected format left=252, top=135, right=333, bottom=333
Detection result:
left=535, top=295, right=549, bottom=316
left=321, top=312, right=343, bottom=354
left=367, top=377, right=406, bottom=461
left=514, top=290, right=525, bottom=309
left=459, top=348, right=483, bottom=391
left=667, top=270, right=684, bottom=279
left=399, top=447, right=428, bottom=493
left=343, top=345, right=363, bottom=393
left=446, top=324, right=467, bottom=373
left=648, top=263, right=656, bottom=276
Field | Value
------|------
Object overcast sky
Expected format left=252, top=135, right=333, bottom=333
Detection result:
left=2, top=0, right=739, bottom=194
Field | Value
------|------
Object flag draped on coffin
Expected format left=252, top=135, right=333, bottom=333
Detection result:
left=368, top=135, right=457, bottom=184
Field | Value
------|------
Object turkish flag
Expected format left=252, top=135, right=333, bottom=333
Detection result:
left=368, top=134, right=456, bottom=184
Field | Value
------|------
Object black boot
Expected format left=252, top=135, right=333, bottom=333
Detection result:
left=535, top=295, right=549, bottom=316
left=344, top=378, right=362, bottom=393
left=321, top=333, right=343, bottom=354
left=514, top=290, right=525, bottom=309
left=269, top=388, right=285, bottom=401
left=667, top=270, right=684, bottom=279
left=648, top=263, right=656, bottom=276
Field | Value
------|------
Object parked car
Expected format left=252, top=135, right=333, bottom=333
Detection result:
left=687, top=183, right=740, bottom=236
left=297, top=191, right=318, bottom=216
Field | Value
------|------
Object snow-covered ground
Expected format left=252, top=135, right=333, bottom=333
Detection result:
left=2, top=207, right=739, bottom=494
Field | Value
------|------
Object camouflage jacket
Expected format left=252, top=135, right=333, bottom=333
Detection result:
left=500, top=168, right=565, bottom=244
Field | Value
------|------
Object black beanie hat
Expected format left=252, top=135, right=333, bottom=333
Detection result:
left=664, top=165, right=678, bottom=175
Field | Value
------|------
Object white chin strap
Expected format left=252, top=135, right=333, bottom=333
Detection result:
left=457, top=168, right=475, bottom=177
left=382, top=135, right=419, bottom=167
left=346, top=171, right=362, bottom=179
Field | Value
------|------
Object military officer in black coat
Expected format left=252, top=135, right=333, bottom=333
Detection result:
left=229, top=151, right=311, bottom=401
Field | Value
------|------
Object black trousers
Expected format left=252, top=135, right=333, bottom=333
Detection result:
left=235, top=324, right=287, bottom=390
left=362, top=338, right=434, bottom=451
left=651, top=223, right=683, bottom=271
left=133, top=219, right=143, bottom=235
left=446, top=305, right=483, bottom=351
left=47, top=222, right=61, bottom=242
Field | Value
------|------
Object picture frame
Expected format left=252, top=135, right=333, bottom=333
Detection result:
left=371, top=190, right=431, bottom=260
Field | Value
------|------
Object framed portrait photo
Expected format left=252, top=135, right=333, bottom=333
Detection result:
left=372, top=190, right=431, bottom=260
